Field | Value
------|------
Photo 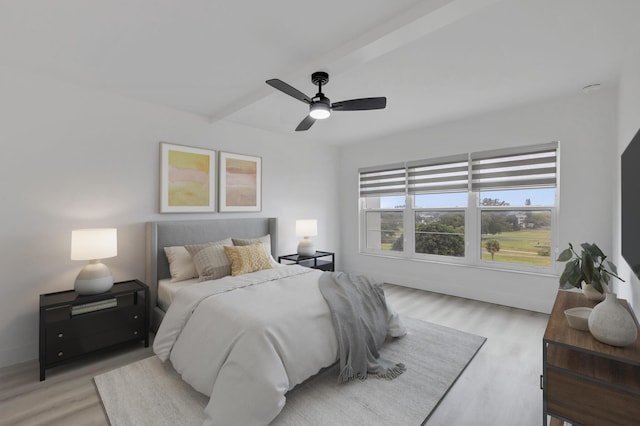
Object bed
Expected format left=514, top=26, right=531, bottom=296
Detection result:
left=145, top=218, right=404, bottom=426
left=145, top=217, right=277, bottom=332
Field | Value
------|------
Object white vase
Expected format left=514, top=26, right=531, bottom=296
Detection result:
left=588, top=292, right=638, bottom=347
left=581, top=283, right=607, bottom=301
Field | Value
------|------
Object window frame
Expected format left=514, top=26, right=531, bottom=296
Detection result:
left=474, top=192, right=557, bottom=273
left=358, top=142, right=559, bottom=274
left=361, top=205, right=405, bottom=255
left=411, top=200, right=468, bottom=263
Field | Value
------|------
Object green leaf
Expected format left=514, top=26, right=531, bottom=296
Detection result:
left=605, top=260, right=618, bottom=275
left=559, top=266, right=577, bottom=289
left=560, top=261, right=580, bottom=289
left=582, top=242, right=605, bottom=262
left=590, top=243, right=605, bottom=260
left=557, top=248, right=573, bottom=262
left=567, top=259, right=583, bottom=286
left=559, top=267, right=569, bottom=287
left=581, top=250, right=595, bottom=283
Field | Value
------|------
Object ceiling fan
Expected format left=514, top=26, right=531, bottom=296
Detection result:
left=266, top=71, right=387, bottom=131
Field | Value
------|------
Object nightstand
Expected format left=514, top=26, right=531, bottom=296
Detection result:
left=278, top=251, right=335, bottom=271
left=39, top=279, right=149, bottom=381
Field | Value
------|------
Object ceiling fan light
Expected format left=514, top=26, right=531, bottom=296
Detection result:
left=309, top=103, right=330, bottom=120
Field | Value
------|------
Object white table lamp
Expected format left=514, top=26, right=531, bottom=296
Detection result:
left=296, top=220, right=317, bottom=256
left=71, top=228, right=117, bottom=295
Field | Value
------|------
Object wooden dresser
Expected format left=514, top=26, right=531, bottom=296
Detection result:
left=542, top=290, right=640, bottom=425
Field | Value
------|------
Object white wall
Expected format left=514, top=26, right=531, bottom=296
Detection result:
left=339, top=89, right=618, bottom=314
left=614, top=53, right=640, bottom=313
left=0, top=67, right=340, bottom=368
left=1, top=64, right=627, bottom=368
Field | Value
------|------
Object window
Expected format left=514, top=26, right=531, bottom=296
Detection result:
left=359, top=165, right=405, bottom=252
left=472, top=145, right=557, bottom=268
left=359, top=142, right=558, bottom=272
left=479, top=189, right=554, bottom=266
left=366, top=210, right=403, bottom=251
left=415, top=210, right=465, bottom=257
left=409, top=155, right=468, bottom=259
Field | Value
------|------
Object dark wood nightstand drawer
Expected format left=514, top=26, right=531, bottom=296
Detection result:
left=39, top=279, right=150, bottom=380
left=45, top=324, right=145, bottom=364
left=546, top=368, right=640, bottom=425
left=45, top=305, right=144, bottom=344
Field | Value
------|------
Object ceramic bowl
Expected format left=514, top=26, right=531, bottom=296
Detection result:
left=564, top=307, right=592, bottom=331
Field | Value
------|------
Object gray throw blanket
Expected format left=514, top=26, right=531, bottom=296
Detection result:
left=319, top=272, right=406, bottom=383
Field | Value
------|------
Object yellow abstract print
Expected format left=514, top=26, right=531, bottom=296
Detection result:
left=168, top=150, right=210, bottom=206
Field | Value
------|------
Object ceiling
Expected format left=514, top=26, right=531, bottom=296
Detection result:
left=2, top=0, right=639, bottom=145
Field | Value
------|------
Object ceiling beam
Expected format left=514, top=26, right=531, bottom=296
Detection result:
left=210, top=0, right=502, bottom=123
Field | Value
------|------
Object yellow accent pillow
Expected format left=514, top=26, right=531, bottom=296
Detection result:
left=223, top=242, right=273, bottom=276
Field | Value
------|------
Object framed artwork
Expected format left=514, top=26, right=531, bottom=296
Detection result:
left=160, top=142, right=216, bottom=213
left=219, top=151, right=262, bottom=212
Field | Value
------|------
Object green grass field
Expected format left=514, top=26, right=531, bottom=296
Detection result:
left=376, top=227, right=552, bottom=267
left=481, top=228, right=551, bottom=266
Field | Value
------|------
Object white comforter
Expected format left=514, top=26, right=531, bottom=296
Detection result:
left=153, top=265, right=403, bottom=426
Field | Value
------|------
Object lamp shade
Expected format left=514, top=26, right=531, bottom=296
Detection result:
left=296, top=220, right=318, bottom=237
left=71, top=228, right=117, bottom=260
left=71, top=228, right=117, bottom=295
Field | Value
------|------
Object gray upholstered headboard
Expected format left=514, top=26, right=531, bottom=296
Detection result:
left=145, top=217, right=277, bottom=331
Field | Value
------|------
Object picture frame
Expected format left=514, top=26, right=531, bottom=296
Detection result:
left=160, top=142, right=216, bottom=213
left=219, top=151, right=262, bottom=212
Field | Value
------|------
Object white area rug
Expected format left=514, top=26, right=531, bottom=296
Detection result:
left=95, top=317, right=485, bottom=426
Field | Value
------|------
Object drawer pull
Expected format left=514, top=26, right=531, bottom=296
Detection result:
left=57, top=351, right=63, bottom=357
left=133, top=315, right=139, bottom=320
left=57, top=333, right=64, bottom=338
left=133, top=331, right=138, bottom=335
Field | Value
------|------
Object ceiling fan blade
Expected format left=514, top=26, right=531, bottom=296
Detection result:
left=295, top=115, right=316, bottom=131
left=331, top=97, right=387, bottom=111
left=266, top=79, right=312, bottom=104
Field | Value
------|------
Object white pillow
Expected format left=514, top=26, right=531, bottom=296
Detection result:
left=164, top=246, right=197, bottom=282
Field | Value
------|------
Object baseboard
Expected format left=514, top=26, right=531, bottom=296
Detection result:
left=0, top=342, right=37, bottom=369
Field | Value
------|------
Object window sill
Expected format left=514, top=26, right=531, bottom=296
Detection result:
left=358, top=251, right=559, bottom=279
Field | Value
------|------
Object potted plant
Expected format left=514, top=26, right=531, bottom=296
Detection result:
left=557, top=242, right=624, bottom=300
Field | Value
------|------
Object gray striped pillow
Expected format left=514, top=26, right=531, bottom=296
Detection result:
left=185, top=238, right=233, bottom=281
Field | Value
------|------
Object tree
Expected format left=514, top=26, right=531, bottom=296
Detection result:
left=415, top=222, right=464, bottom=256
left=481, top=198, right=509, bottom=206
left=505, top=214, right=520, bottom=231
left=391, top=234, right=404, bottom=251
left=528, top=212, right=551, bottom=228
left=381, top=212, right=403, bottom=246
left=482, top=213, right=506, bottom=234
left=485, top=239, right=500, bottom=261
left=481, top=211, right=520, bottom=234
left=439, top=213, right=465, bottom=229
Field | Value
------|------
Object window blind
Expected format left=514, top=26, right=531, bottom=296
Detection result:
left=359, top=142, right=558, bottom=197
left=358, top=163, right=406, bottom=197
left=407, top=154, right=469, bottom=194
left=470, top=142, right=558, bottom=191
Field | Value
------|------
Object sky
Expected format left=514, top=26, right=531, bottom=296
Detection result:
left=379, top=188, right=555, bottom=208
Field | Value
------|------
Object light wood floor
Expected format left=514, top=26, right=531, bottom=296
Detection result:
left=0, top=285, right=549, bottom=426
left=384, top=285, right=549, bottom=426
